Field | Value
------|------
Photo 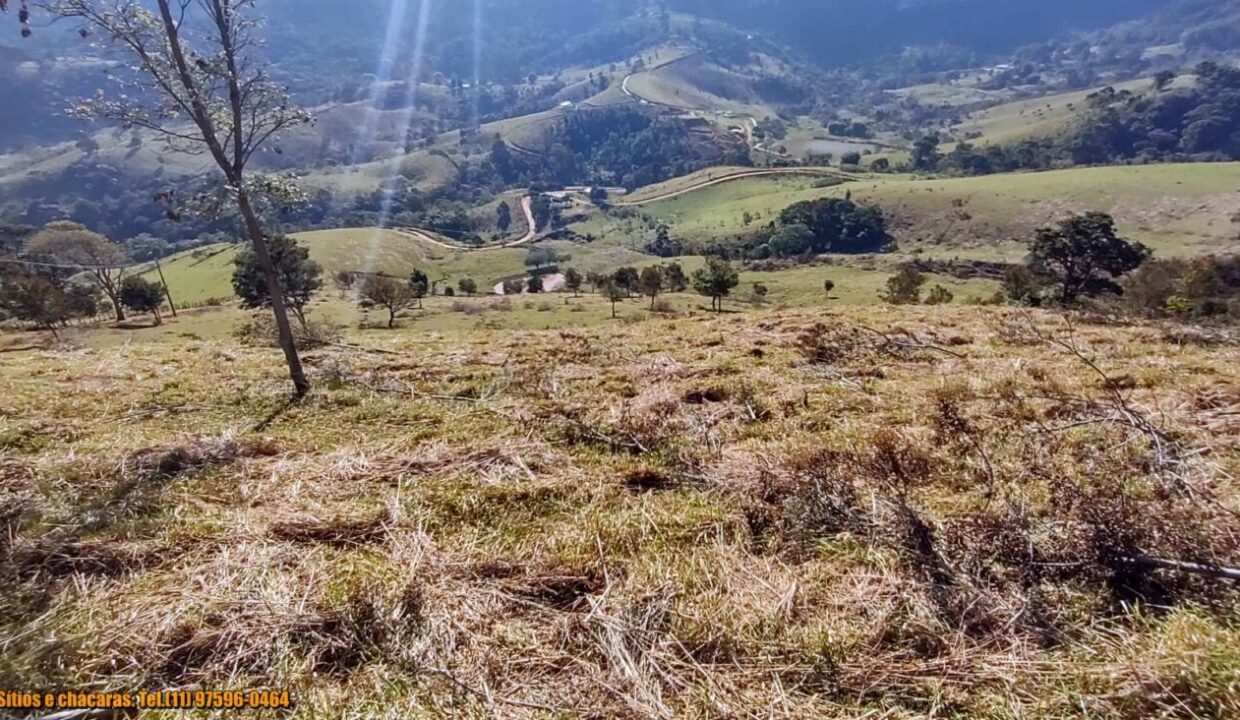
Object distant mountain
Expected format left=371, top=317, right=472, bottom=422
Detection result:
left=670, top=0, right=1166, bottom=65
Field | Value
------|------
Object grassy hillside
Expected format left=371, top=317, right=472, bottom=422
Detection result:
left=589, top=163, right=1240, bottom=261
left=947, top=75, right=1195, bottom=148
left=2, top=297, right=1236, bottom=717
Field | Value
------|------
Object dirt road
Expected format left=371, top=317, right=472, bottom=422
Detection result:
left=392, top=194, right=538, bottom=252
left=612, top=167, right=857, bottom=206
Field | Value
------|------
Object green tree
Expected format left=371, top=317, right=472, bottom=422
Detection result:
left=0, top=271, right=67, bottom=332
left=232, top=235, right=322, bottom=330
left=458, top=278, right=478, bottom=296
left=24, top=221, right=129, bottom=321
left=526, top=274, right=543, bottom=293
left=359, top=275, right=415, bottom=328
left=880, top=265, right=926, bottom=304
left=1001, top=266, right=1042, bottom=305
left=564, top=268, right=583, bottom=297
left=118, top=275, right=165, bottom=324
left=46, top=0, right=316, bottom=396
left=1028, top=212, right=1150, bottom=303
left=64, top=281, right=103, bottom=320
left=1153, top=70, right=1176, bottom=91
left=530, top=194, right=555, bottom=231
left=638, top=266, right=663, bottom=309
left=502, top=278, right=525, bottom=295
left=823, top=278, right=836, bottom=299
left=923, top=285, right=954, bottom=305
left=409, top=269, right=430, bottom=308
left=691, top=258, right=740, bottom=312
left=911, top=134, right=942, bottom=172
left=604, top=281, right=626, bottom=318
left=586, top=270, right=608, bottom=294
left=612, top=267, right=640, bottom=298
left=525, top=246, right=561, bottom=270
left=663, top=262, right=688, bottom=292
left=496, top=201, right=512, bottom=232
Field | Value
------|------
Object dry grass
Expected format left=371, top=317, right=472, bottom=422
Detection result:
left=0, top=304, right=1237, bottom=718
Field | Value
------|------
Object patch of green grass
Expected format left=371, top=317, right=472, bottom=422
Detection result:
left=590, top=162, right=1240, bottom=262
left=948, top=75, right=1193, bottom=148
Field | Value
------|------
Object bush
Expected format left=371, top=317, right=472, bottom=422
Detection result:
left=923, top=285, right=954, bottom=305
left=881, top=265, right=926, bottom=305
left=1121, top=256, right=1240, bottom=318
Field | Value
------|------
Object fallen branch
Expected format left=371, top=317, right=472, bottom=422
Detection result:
left=1129, top=554, right=1240, bottom=582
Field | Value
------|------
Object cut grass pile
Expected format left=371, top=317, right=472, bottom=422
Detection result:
left=1, top=300, right=1237, bottom=718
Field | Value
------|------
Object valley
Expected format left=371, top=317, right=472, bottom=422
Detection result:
left=1, top=1, right=1239, bottom=718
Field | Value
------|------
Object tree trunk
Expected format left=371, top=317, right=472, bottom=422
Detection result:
left=237, top=189, right=309, bottom=397
left=155, top=258, right=177, bottom=318
left=388, top=308, right=396, bottom=328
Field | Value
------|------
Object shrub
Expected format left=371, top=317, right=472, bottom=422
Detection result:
left=923, top=285, right=954, bottom=305
left=880, top=265, right=926, bottom=305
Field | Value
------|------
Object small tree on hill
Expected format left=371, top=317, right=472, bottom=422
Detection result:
left=911, top=134, right=942, bottom=172
left=496, top=201, right=512, bottom=232
left=502, top=278, right=525, bottom=295
left=64, top=281, right=103, bottom=320
left=118, top=275, right=165, bottom=324
left=526, top=274, right=543, bottom=293
left=823, top=278, right=836, bottom=299
left=923, top=285, right=954, bottom=305
left=24, top=221, right=128, bottom=321
left=458, top=278, right=478, bottom=296
left=692, top=258, right=740, bottom=312
left=42, top=0, right=317, bottom=395
left=409, top=269, right=430, bottom=308
left=1001, top=266, right=1042, bottom=305
left=639, top=266, right=663, bottom=309
left=1028, top=212, right=1150, bottom=304
left=586, top=270, right=608, bottom=294
left=881, top=265, right=926, bottom=304
left=663, top=262, right=688, bottom=292
left=604, top=281, right=626, bottom=318
left=359, top=276, right=416, bottom=328
left=232, top=235, right=322, bottom=331
left=564, top=268, right=583, bottom=297
left=612, top=266, right=640, bottom=298
left=0, top=271, right=67, bottom=333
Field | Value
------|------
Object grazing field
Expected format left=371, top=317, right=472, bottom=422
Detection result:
left=2, top=297, right=1236, bottom=718
left=592, top=163, right=1240, bottom=262
left=947, top=75, right=1193, bottom=148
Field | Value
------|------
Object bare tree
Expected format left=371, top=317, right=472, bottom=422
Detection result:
left=43, top=0, right=313, bottom=395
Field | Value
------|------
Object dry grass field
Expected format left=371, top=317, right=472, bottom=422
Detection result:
left=1, top=297, right=1237, bottom=718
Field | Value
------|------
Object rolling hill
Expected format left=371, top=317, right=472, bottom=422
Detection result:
left=577, top=162, right=1240, bottom=261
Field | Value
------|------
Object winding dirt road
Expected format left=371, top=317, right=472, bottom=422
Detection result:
left=392, top=194, right=538, bottom=252
left=612, top=167, right=857, bottom=206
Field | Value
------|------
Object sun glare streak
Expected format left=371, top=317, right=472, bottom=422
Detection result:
left=360, top=0, right=436, bottom=278
left=471, top=0, right=482, bottom=129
